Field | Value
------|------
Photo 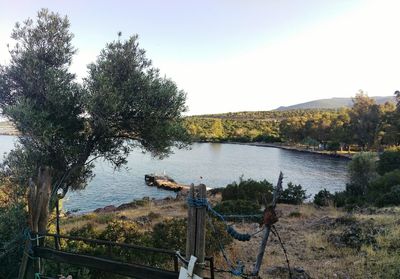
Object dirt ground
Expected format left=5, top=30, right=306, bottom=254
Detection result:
left=61, top=195, right=400, bottom=279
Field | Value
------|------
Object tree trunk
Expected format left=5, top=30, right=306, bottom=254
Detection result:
left=28, top=166, right=52, bottom=235
left=22, top=166, right=52, bottom=278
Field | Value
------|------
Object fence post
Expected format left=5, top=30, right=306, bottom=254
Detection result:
left=186, top=184, right=207, bottom=277
left=252, top=171, right=284, bottom=276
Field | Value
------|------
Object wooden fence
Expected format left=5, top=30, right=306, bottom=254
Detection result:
left=29, top=232, right=215, bottom=279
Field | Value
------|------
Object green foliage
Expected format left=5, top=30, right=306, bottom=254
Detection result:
left=349, top=91, right=381, bottom=149
left=347, top=152, right=378, bottom=196
left=377, top=148, right=400, bottom=175
left=327, top=141, right=341, bottom=152
left=332, top=191, right=348, bottom=208
left=185, top=91, right=400, bottom=149
left=213, top=200, right=261, bottom=215
left=374, top=185, right=400, bottom=207
left=0, top=203, right=27, bottom=277
left=152, top=218, right=186, bottom=251
left=368, top=170, right=400, bottom=207
left=337, top=153, right=400, bottom=208
left=369, top=169, right=400, bottom=194
left=221, top=177, right=273, bottom=205
left=313, top=189, right=334, bottom=206
left=185, top=117, right=280, bottom=143
left=0, top=181, right=27, bottom=278
left=278, top=182, right=308, bottom=205
left=0, top=8, right=189, bottom=198
left=44, top=217, right=233, bottom=278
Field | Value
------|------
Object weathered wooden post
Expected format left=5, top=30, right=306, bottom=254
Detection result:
left=252, top=171, right=283, bottom=276
left=18, top=167, right=52, bottom=279
left=186, top=184, right=207, bottom=277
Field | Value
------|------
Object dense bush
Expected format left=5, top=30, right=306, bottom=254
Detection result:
left=368, top=169, right=400, bottom=195
left=347, top=152, right=378, bottom=196
left=0, top=202, right=27, bottom=279
left=368, top=170, right=400, bottom=207
left=377, top=148, right=400, bottom=175
left=213, top=200, right=261, bottom=215
left=313, top=189, right=334, bottom=206
left=152, top=217, right=232, bottom=256
left=222, top=177, right=273, bottom=204
left=332, top=191, right=348, bottom=208
left=375, top=185, right=400, bottom=207
left=278, top=182, right=308, bottom=205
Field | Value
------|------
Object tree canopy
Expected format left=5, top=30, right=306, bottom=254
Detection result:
left=0, top=9, right=189, bottom=198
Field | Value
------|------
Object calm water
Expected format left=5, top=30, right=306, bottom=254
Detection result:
left=0, top=136, right=349, bottom=213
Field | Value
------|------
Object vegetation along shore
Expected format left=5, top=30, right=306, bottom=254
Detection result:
left=0, top=8, right=399, bottom=279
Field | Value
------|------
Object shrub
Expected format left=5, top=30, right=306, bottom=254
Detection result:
left=278, top=182, right=307, bottom=205
left=347, top=152, right=378, bottom=196
left=313, top=189, right=334, bottom=206
left=152, top=218, right=232, bottom=255
left=333, top=191, right=347, bottom=207
left=377, top=148, right=400, bottom=175
left=374, top=185, right=400, bottom=207
left=222, top=177, right=273, bottom=205
left=369, top=169, right=400, bottom=195
left=152, top=218, right=186, bottom=251
left=0, top=202, right=27, bottom=279
left=213, top=200, right=261, bottom=215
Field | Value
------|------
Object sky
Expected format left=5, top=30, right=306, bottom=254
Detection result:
left=0, top=0, right=399, bottom=115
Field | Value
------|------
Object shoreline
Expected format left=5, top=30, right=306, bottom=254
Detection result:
left=228, top=142, right=353, bottom=159
left=197, top=141, right=353, bottom=160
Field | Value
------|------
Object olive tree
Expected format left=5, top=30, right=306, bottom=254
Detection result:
left=0, top=9, right=189, bottom=234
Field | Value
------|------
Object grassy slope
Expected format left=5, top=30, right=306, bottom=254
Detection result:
left=60, top=196, right=399, bottom=279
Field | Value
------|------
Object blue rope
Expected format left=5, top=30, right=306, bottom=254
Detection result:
left=187, top=197, right=252, bottom=242
left=207, top=215, right=244, bottom=276
left=187, top=197, right=208, bottom=208
left=23, top=228, right=45, bottom=258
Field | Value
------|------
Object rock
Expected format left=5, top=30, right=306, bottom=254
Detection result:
left=93, top=205, right=116, bottom=213
left=116, top=202, right=138, bottom=211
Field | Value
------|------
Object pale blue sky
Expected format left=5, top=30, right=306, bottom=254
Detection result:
left=1, top=0, right=399, bottom=114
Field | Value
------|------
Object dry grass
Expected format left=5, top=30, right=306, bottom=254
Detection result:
left=59, top=198, right=400, bottom=278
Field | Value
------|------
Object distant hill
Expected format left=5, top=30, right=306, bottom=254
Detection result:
left=275, top=96, right=395, bottom=111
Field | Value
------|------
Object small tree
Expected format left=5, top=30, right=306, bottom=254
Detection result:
left=346, top=152, right=378, bottom=196
left=0, top=9, right=189, bottom=234
left=349, top=91, right=381, bottom=149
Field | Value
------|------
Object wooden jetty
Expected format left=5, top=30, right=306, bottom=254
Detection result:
left=145, top=174, right=189, bottom=192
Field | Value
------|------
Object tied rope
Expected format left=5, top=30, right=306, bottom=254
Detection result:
left=207, top=215, right=245, bottom=277
left=187, top=197, right=251, bottom=242
left=23, top=228, right=45, bottom=260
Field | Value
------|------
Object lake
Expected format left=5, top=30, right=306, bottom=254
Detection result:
left=0, top=136, right=349, bottom=213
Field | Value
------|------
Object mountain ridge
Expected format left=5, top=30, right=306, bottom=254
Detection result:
left=275, top=96, right=395, bottom=111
